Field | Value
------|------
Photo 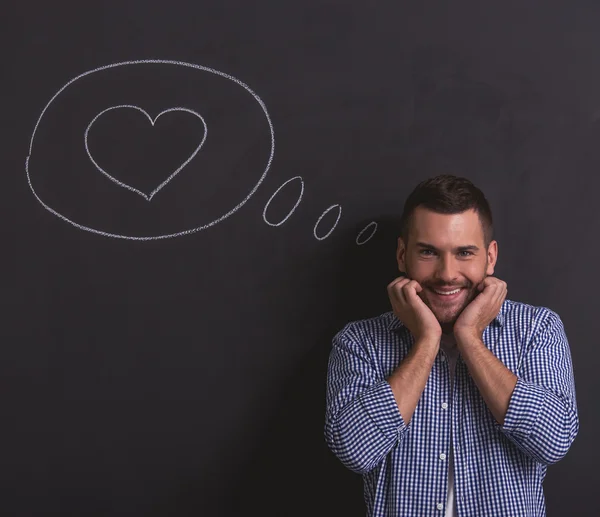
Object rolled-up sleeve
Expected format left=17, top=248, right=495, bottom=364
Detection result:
left=324, top=324, right=409, bottom=474
left=499, top=311, right=580, bottom=465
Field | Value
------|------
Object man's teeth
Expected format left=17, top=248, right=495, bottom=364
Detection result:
left=433, top=288, right=462, bottom=295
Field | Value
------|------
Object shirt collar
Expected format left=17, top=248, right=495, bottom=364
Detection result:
left=387, top=298, right=508, bottom=332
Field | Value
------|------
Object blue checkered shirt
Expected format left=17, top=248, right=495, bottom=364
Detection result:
left=324, top=299, right=579, bottom=517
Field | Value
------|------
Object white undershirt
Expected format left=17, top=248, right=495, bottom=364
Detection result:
left=440, top=335, right=459, bottom=517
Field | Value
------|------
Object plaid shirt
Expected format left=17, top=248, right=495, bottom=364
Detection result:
left=324, top=299, right=579, bottom=517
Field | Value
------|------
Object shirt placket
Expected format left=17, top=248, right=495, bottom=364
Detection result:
left=435, top=350, right=453, bottom=514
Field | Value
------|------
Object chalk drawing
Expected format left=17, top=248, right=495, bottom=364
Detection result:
left=85, top=105, right=207, bottom=201
left=262, top=176, right=304, bottom=227
left=356, top=221, right=378, bottom=245
left=26, top=59, right=275, bottom=240
left=314, top=204, right=342, bottom=241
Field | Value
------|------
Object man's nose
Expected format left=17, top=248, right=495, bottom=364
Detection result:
left=435, top=256, right=460, bottom=283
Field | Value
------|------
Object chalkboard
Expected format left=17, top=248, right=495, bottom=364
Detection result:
left=3, top=1, right=595, bottom=515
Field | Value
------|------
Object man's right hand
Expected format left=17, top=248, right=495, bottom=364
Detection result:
left=387, top=276, right=442, bottom=341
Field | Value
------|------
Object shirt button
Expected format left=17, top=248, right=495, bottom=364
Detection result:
left=440, top=355, right=446, bottom=362
left=439, top=453, right=446, bottom=460
left=437, top=503, right=444, bottom=510
left=441, top=402, right=448, bottom=409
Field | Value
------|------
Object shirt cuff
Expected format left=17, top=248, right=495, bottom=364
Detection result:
left=499, top=376, right=546, bottom=439
left=359, top=379, right=409, bottom=441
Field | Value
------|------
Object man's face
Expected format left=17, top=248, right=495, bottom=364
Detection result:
left=396, top=206, right=498, bottom=334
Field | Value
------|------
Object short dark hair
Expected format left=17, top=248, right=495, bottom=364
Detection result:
left=399, top=174, right=494, bottom=249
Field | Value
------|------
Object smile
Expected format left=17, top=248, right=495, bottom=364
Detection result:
left=429, top=288, right=465, bottom=302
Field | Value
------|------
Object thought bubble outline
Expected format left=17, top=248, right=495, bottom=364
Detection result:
left=25, top=59, right=275, bottom=240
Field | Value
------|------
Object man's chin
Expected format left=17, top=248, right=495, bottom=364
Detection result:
left=431, top=305, right=464, bottom=326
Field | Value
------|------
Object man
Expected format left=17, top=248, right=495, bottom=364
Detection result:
left=324, top=174, right=579, bottom=517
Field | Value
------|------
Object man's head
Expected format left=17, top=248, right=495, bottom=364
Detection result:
left=396, top=174, right=498, bottom=335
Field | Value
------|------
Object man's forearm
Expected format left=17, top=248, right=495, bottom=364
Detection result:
left=387, top=336, right=439, bottom=425
left=457, top=335, right=518, bottom=426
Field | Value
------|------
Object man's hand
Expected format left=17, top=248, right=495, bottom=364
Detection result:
left=387, top=276, right=442, bottom=341
left=454, top=276, right=507, bottom=341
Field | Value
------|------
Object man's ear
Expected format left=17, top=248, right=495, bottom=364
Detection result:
left=396, top=237, right=407, bottom=273
left=486, top=240, right=498, bottom=276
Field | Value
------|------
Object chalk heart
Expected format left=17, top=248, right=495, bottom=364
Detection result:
left=84, top=105, right=208, bottom=201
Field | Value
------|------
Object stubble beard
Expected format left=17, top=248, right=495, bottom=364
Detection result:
left=417, top=276, right=487, bottom=333
left=423, top=287, right=477, bottom=334
left=404, top=255, right=489, bottom=335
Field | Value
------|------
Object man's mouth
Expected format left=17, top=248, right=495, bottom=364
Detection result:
left=428, top=287, right=465, bottom=302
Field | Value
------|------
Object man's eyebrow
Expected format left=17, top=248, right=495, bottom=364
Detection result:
left=415, top=242, right=480, bottom=252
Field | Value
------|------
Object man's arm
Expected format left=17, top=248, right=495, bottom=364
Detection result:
left=324, top=324, right=436, bottom=474
left=456, top=335, right=518, bottom=426
left=461, top=311, right=579, bottom=465
left=387, top=335, right=439, bottom=425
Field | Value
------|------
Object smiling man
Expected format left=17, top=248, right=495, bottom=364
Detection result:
left=324, top=174, right=579, bottom=517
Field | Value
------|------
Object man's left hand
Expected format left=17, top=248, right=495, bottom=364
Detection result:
left=454, top=276, right=507, bottom=341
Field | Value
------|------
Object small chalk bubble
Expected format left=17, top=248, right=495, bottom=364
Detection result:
left=314, top=204, right=342, bottom=241
left=356, top=221, right=378, bottom=245
left=262, top=176, right=304, bottom=227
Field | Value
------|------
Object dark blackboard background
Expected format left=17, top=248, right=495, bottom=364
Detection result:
left=2, top=1, right=597, bottom=515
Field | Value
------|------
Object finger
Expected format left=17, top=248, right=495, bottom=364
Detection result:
left=480, top=277, right=494, bottom=289
left=387, top=277, right=410, bottom=295
left=487, top=282, right=506, bottom=309
left=498, top=281, right=508, bottom=303
left=390, top=278, right=416, bottom=305
left=484, top=276, right=504, bottom=289
left=479, top=276, right=498, bottom=292
left=388, top=277, right=410, bottom=302
left=387, top=275, right=411, bottom=289
left=402, top=280, right=422, bottom=304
